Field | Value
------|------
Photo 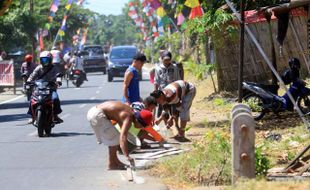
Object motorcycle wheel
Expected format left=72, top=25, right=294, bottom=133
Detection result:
left=243, top=94, right=266, bottom=120
left=297, top=95, right=310, bottom=115
left=75, top=79, right=82, bottom=87
left=45, top=126, right=52, bottom=137
left=36, top=110, right=45, bottom=137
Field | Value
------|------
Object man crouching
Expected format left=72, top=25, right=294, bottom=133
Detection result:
left=87, top=101, right=153, bottom=170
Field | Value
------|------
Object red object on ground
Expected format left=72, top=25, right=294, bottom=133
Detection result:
left=143, top=125, right=164, bottom=142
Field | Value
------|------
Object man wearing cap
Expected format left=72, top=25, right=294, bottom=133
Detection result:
left=123, top=53, right=147, bottom=104
left=154, top=50, right=182, bottom=129
left=87, top=101, right=153, bottom=170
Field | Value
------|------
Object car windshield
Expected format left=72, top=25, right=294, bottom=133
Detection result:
left=84, top=46, right=103, bottom=57
left=110, top=48, right=136, bottom=59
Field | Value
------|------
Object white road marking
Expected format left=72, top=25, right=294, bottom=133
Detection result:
left=74, top=88, right=81, bottom=90
left=0, top=95, right=24, bottom=105
left=79, top=104, right=87, bottom=108
left=99, top=87, right=102, bottom=89
left=96, top=90, right=100, bottom=94
left=90, top=96, right=96, bottom=100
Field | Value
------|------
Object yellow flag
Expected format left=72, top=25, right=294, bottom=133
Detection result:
left=185, top=0, right=200, bottom=8
left=58, top=30, right=65, bottom=36
left=65, top=4, right=71, bottom=10
left=157, top=7, right=166, bottom=17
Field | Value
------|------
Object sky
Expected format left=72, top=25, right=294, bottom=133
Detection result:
left=84, top=0, right=129, bottom=15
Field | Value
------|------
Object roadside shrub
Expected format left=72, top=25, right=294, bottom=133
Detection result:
left=255, top=145, right=270, bottom=178
left=184, top=61, right=211, bottom=81
left=152, top=131, right=231, bottom=186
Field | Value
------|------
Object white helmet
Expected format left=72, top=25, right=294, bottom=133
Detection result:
left=39, top=51, right=52, bottom=67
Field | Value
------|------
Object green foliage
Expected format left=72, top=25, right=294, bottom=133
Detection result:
left=184, top=61, right=213, bottom=80
left=88, top=14, right=141, bottom=46
left=213, top=98, right=226, bottom=106
left=155, top=131, right=231, bottom=186
left=255, top=145, right=271, bottom=177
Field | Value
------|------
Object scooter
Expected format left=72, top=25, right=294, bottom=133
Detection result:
left=69, top=69, right=85, bottom=88
left=242, top=79, right=310, bottom=120
left=25, top=75, right=62, bottom=137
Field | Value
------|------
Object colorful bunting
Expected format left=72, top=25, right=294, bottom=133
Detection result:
left=48, top=0, right=60, bottom=22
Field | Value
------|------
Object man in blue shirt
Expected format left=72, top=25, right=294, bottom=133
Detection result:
left=123, top=53, right=146, bottom=104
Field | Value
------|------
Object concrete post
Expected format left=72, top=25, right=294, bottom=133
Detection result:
left=231, top=104, right=256, bottom=183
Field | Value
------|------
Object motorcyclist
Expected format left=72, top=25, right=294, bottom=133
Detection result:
left=50, top=45, right=64, bottom=75
left=27, top=51, right=63, bottom=124
left=20, top=54, right=36, bottom=93
left=69, top=51, right=87, bottom=81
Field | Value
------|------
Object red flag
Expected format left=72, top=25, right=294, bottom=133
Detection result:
left=189, top=6, right=203, bottom=19
left=39, top=33, right=44, bottom=51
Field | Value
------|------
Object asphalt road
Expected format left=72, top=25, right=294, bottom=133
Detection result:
left=0, top=71, right=167, bottom=190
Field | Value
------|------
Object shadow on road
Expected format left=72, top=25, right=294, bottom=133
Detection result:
left=0, top=102, right=28, bottom=110
left=0, top=113, right=29, bottom=123
left=59, top=85, right=101, bottom=90
left=0, top=99, right=118, bottom=110
left=50, top=132, right=94, bottom=137
left=61, top=99, right=117, bottom=106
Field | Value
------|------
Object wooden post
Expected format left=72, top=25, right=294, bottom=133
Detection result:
left=238, top=0, right=245, bottom=103
left=231, top=104, right=256, bottom=183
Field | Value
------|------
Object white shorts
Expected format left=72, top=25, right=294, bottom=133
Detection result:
left=87, top=106, right=120, bottom=146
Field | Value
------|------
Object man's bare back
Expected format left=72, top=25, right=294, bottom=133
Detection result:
left=96, top=101, right=134, bottom=125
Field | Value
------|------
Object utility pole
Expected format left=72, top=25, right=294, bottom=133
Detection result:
left=238, top=0, right=245, bottom=103
left=30, top=0, right=36, bottom=60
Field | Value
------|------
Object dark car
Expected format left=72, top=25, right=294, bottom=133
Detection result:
left=82, top=45, right=107, bottom=74
left=107, top=45, right=139, bottom=82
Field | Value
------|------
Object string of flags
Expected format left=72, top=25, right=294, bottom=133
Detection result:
left=128, top=0, right=204, bottom=42
left=48, top=0, right=60, bottom=22
left=128, top=1, right=149, bottom=41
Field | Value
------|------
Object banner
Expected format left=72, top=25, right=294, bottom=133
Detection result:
left=0, top=61, right=14, bottom=86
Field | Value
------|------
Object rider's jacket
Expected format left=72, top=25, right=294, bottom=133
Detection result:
left=21, top=61, right=36, bottom=77
left=27, top=65, right=59, bottom=82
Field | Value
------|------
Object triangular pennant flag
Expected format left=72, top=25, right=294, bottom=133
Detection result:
left=150, top=0, right=161, bottom=10
left=157, top=7, right=166, bottom=17
left=177, top=13, right=185, bottom=25
left=189, top=6, right=203, bottom=19
left=185, top=0, right=200, bottom=9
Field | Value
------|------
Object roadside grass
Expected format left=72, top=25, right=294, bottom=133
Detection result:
left=149, top=129, right=232, bottom=189
left=226, top=180, right=310, bottom=190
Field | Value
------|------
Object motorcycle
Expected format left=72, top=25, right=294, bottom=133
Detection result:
left=69, top=69, right=85, bottom=87
left=21, top=73, right=32, bottom=101
left=26, top=75, right=62, bottom=137
left=242, top=79, right=310, bottom=120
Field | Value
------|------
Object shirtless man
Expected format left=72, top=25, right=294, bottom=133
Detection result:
left=150, top=80, right=196, bottom=140
left=87, top=101, right=153, bottom=170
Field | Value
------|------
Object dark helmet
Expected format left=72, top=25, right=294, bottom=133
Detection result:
left=288, top=58, right=301, bottom=70
left=39, top=51, right=52, bottom=67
